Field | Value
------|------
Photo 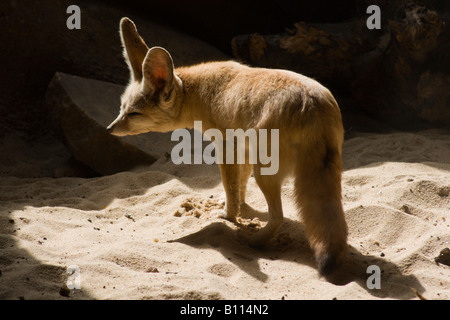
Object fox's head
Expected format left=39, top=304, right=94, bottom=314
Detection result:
left=107, top=18, right=183, bottom=136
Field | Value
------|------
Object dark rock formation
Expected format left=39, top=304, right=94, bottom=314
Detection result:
left=231, top=1, right=450, bottom=129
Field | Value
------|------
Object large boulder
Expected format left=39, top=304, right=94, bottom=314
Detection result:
left=46, top=72, right=175, bottom=175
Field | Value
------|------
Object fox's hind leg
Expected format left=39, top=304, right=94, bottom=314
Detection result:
left=246, top=165, right=284, bottom=246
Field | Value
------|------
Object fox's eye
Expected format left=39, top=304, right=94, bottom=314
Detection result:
left=128, top=112, right=141, bottom=117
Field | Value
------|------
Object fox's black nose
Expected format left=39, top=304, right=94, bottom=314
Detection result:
left=106, top=126, right=113, bottom=133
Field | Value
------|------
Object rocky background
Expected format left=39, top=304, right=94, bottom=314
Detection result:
left=0, top=0, right=449, bottom=177
left=229, top=0, right=450, bottom=129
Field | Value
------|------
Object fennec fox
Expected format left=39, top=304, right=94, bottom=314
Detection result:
left=107, top=17, right=348, bottom=276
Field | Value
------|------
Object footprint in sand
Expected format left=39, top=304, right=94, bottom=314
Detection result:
left=207, top=263, right=237, bottom=278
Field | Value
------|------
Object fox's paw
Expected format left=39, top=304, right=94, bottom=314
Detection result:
left=211, top=209, right=237, bottom=223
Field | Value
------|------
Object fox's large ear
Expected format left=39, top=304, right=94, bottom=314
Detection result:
left=119, top=17, right=149, bottom=81
left=141, top=47, right=174, bottom=96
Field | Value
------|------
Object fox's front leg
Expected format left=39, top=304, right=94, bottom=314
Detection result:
left=217, top=163, right=240, bottom=222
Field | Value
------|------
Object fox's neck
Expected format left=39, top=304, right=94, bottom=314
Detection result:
left=174, top=67, right=207, bottom=130
left=174, top=64, right=229, bottom=131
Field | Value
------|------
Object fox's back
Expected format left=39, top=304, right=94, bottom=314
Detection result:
left=176, top=61, right=340, bottom=131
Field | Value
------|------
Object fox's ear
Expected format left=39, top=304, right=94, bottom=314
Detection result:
left=141, top=47, right=174, bottom=96
left=119, top=17, right=149, bottom=81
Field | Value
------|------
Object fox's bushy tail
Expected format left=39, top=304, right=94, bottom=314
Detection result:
left=294, top=96, right=348, bottom=276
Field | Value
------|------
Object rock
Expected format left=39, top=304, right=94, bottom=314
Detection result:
left=232, top=20, right=365, bottom=96
left=46, top=72, right=176, bottom=175
left=434, top=247, right=450, bottom=266
left=417, top=71, right=450, bottom=124
left=231, top=1, right=450, bottom=129
left=53, top=156, right=99, bottom=178
left=59, top=285, right=71, bottom=297
left=380, top=2, right=448, bottom=125
left=110, top=0, right=357, bottom=54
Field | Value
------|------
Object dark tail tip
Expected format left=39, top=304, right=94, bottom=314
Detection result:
left=316, top=252, right=342, bottom=277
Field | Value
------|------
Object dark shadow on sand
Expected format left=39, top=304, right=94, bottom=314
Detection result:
left=169, top=204, right=426, bottom=300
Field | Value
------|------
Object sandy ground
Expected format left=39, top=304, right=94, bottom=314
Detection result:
left=0, top=128, right=449, bottom=300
